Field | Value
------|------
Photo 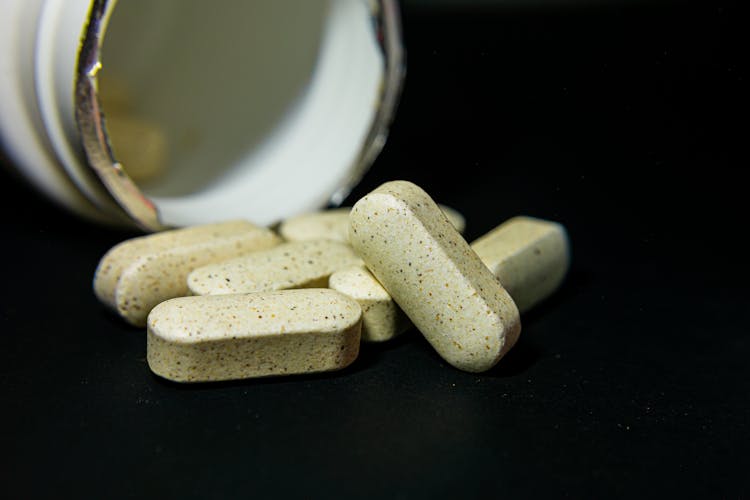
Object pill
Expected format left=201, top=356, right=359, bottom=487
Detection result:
left=439, top=205, right=466, bottom=234
left=188, top=239, right=362, bottom=296
left=349, top=180, right=521, bottom=372
left=97, top=72, right=134, bottom=113
left=471, top=216, right=570, bottom=313
left=97, top=73, right=169, bottom=184
left=105, top=113, right=168, bottom=184
left=331, top=218, right=569, bottom=342
left=147, top=289, right=362, bottom=382
left=94, top=220, right=281, bottom=327
left=329, top=266, right=411, bottom=342
left=278, top=207, right=350, bottom=242
left=278, top=204, right=466, bottom=243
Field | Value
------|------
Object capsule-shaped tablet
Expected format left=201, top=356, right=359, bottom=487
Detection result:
left=98, top=75, right=168, bottom=183
left=98, top=73, right=134, bottom=113
left=94, top=220, right=281, bottom=327
left=471, top=216, right=570, bottom=313
left=349, top=181, right=521, bottom=372
left=188, top=239, right=362, bottom=296
left=106, top=113, right=168, bottom=184
left=332, top=218, right=569, bottom=342
left=278, top=207, right=351, bottom=242
left=441, top=205, right=466, bottom=234
left=329, top=266, right=411, bottom=342
left=278, top=204, right=466, bottom=243
left=147, top=289, right=362, bottom=382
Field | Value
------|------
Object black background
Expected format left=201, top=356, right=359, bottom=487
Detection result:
left=1, top=1, right=747, bottom=497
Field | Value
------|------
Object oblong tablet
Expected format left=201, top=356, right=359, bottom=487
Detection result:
left=188, top=239, right=362, bottom=296
left=278, top=207, right=351, bottom=242
left=332, top=218, right=569, bottom=342
left=471, top=216, right=570, bottom=313
left=147, top=289, right=362, bottom=382
left=106, top=113, right=168, bottom=184
left=438, top=205, right=466, bottom=235
left=94, top=220, right=281, bottom=327
left=278, top=204, right=466, bottom=243
left=329, top=266, right=411, bottom=342
left=349, top=181, right=521, bottom=372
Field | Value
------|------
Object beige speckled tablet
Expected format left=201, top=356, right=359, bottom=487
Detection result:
left=188, top=239, right=362, bottom=296
left=147, top=289, right=362, bottom=382
left=349, top=181, right=521, bottom=372
left=471, top=216, right=570, bottom=313
left=329, top=266, right=411, bottom=342
left=94, top=220, right=281, bottom=327
left=438, top=205, right=466, bottom=234
left=278, top=204, right=466, bottom=243
left=278, top=207, right=351, bottom=242
left=331, top=218, right=569, bottom=341
left=106, top=113, right=168, bottom=184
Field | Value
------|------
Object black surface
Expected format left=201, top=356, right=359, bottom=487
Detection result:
left=2, top=2, right=747, bottom=498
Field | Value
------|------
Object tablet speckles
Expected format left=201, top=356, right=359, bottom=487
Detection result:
left=147, top=289, right=362, bottom=382
left=349, top=181, right=521, bottom=372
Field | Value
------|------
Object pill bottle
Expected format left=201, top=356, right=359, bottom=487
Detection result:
left=0, top=0, right=404, bottom=230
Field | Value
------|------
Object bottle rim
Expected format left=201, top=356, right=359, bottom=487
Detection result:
left=75, top=0, right=405, bottom=231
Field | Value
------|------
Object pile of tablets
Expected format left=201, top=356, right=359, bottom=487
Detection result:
left=94, top=181, right=569, bottom=382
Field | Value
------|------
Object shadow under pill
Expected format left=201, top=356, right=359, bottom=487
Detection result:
left=483, top=338, right=545, bottom=378
left=97, top=308, right=146, bottom=335
left=149, top=332, right=420, bottom=390
left=527, top=265, right=592, bottom=317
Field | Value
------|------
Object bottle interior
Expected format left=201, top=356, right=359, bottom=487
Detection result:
left=99, top=0, right=383, bottom=226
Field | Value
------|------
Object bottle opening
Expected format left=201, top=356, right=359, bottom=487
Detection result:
left=99, top=0, right=386, bottom=227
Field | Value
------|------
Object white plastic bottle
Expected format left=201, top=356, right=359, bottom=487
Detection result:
left=0, top=0, right=404, bottom=230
